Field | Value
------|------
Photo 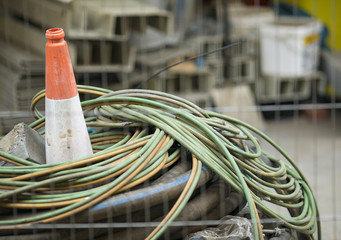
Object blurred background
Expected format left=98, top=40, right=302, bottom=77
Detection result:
left=0, top=0, right=340, bottom=239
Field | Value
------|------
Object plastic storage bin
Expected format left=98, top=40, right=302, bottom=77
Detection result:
left=260, top=17, right=322, bottom=77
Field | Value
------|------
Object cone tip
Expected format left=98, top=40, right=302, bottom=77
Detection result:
left=46, top=28, right=65, bottom=40
left=45, top=27, right=77, bottom=100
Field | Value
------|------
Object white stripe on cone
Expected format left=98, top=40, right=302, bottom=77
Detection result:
left=45, top=94, right=93, bottom=164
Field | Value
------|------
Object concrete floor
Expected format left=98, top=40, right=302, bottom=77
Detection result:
left=263, top=112, right=341, bottom=240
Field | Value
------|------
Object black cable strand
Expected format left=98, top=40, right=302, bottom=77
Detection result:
left=136, top=41, right=245, bottom=89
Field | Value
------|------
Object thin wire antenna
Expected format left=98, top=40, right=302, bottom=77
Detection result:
left=136, top=41, right=245, bottom=89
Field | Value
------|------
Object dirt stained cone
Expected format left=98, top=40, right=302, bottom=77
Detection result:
left=45, top=28, right=93, bottom=164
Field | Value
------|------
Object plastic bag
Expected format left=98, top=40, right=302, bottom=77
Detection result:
left=186, top=216, right=253, bottom=240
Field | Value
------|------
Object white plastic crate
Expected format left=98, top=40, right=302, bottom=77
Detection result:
left=255, top=71, right=325, bottom=103
left=69, top=40, right=136, bottom=73
left=5, top=0, right=173, bottom=40
left=230, top=56, right=257, bottom=83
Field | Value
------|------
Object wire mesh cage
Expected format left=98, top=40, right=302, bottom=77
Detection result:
left=0, top=0, right=340, bottom=239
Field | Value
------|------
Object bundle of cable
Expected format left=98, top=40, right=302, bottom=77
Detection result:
left=0, top=85, right=319, bottom=240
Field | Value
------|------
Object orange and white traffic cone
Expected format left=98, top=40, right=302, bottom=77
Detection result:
left=45, top=28, right=93, bottom=164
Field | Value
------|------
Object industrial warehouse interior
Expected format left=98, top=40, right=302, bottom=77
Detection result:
left=0, top=0, right=340, bottom=239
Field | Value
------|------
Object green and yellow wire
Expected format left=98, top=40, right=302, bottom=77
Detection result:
left=0, top=85, right=320, bottom=240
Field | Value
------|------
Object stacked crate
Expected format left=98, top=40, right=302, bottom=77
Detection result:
left=192, top=35, right=225, bottom=87
left=2, top=0, right=173, bottom=73
left=257, top=17, right=325, bottom=103
left=256, top=71, right=326, bottom=103
left=223, top=3, right=275, bottom=84
left=125, top=38, right=222, bottom=108
left=0, top=0, right=174, bottom=134
left=0, top=39, right=44, bottom=134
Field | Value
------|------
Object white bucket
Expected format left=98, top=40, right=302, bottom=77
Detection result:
left=260, top=17, right=322, bottom=77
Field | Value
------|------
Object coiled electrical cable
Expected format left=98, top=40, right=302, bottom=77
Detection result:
left=0, top=85, right=320, bottom=240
